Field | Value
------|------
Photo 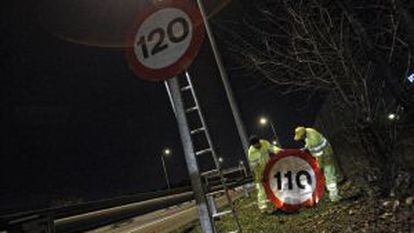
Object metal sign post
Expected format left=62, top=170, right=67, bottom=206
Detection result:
left=160, top=154, right=171, bottom=190
left=126, top=2, right=242, bottom=232
left=165, top=77, right=216, bottom=233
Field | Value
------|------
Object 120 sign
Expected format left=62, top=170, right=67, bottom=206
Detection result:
left=136, top=17, right=190, bottom=59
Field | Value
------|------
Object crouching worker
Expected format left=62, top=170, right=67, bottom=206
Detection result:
left=248, top=135, right=281, bottom=213
left=294, top=127, right=342, bottom=202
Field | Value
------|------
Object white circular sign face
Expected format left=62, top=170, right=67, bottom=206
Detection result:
left=263, top=150, right=324, bottom=212
left=133, top=8, right=193, bottom=70
left=127, top=3, right=204, bottom=81
left=269, top=156, right=316, bottom=205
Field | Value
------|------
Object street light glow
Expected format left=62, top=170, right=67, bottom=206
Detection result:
left=408, top=72, right=414, bottom=84
left=259, top=117, right=268, bottom=126
left=387, top=113, right=398, bottom=121
left=218, top=157, right=224, bottom=163
left=163, top=148, right=172, bottom=156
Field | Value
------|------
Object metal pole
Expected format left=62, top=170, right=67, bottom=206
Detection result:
left=196, top=0, right=249, bottom=157
left=269, top=121, right=281, bottom=147
left=164, top=81, right=176, bottom=115
left=161, top=155, right=171, bottom=190
left=240, top=161, right=248, bottom=178
left=269, top=121, right=277, bottom=139
left=165, top=77, right=216, bottom=233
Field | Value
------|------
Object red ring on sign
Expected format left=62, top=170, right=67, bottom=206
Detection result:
left=262, top=149, right=325, bottom=212
left=125, top=1, right=205, bottom=82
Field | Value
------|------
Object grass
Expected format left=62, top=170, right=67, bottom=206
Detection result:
left=174, top=182, right=413, bottom=233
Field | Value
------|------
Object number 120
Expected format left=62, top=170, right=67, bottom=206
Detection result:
left=136, top=17, right=190, bottom=59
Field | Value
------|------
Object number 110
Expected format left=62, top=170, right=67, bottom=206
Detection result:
left=274, top=170, right=312, bottom=190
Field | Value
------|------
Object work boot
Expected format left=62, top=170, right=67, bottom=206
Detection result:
left=329, top=189, right=342, bottom=202
left=258, top=203, right=267, bottom=214
left=259, top=202, right=275, bottom=214
left=259, top=207, right=275, bottom=214
left=327, top=182, right=342, bottom=202
left=266, top=202, right=277, bottom=214
left=330, top=194, right=342, bottom=202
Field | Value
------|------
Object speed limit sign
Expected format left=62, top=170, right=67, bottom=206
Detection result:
left=262, top=149, right=325, bottom=212
left=126, top=1, right=205, bottom=81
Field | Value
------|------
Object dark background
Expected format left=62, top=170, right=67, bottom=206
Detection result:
left=0, top=0, right=321, bottom=213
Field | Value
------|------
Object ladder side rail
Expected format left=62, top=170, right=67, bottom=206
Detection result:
left=184, top=71, right=220, bottom=167
left=166, top=78, right=216, bottom=233
left=185, top=71, right=242, bottom=232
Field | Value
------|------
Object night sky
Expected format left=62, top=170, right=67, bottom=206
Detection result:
left=0, top=0, right=321, bottom=213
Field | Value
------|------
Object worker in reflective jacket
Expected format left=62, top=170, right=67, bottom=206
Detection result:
left=248, top=135, right=281, bottom=213
left=294, top=127, right=342, bottom=202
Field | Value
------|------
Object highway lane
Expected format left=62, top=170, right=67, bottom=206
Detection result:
left=53, top=183, right=251, bottom=232
left=88, top=194, right=233, bottom=233
left=55, top=192, right=193, bottom=233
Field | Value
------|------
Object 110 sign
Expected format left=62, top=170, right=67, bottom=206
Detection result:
left=263, top=150, right=324, bottom=212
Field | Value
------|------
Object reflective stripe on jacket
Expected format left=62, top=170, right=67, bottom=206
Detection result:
left=308, top=138, right=328, bottom=155
left=304, top=128, right=334, bottom=166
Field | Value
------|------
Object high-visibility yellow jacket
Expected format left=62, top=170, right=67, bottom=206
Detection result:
left=248, top=140, right=281, bottom=183
left=304, top=128, right=334, bottom=167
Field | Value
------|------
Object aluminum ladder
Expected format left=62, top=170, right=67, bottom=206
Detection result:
left=178, top=71, right=242, bottom=233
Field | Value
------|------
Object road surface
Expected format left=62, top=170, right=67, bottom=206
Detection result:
left=87, top=195, right=231, bottom=233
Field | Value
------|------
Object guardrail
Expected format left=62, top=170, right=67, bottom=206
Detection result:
left=0, top=186, right=191, bottom=233
left=1, top=177, right=252, bottom=233
left=1, top=186, right=192, bottom=220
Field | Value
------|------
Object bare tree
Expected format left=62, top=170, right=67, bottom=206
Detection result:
left=222, top=0, right=414, bottom=196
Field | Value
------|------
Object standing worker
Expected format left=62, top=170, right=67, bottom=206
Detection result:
left=294, top=127, right=342, bottom=202
left=248, top=135, right=281, bottom=213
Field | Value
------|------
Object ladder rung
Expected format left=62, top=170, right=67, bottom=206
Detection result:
left=201, top=169, right=219, bottom=177
left=206, top=189, right=225, bottom=196
left=213, top=210, right=232, bottom=218
left=185, top=106, right=198, bottom=113
left=196, top=148, right=212, bottom=156
left=191, top=127, right=205, bottom=135
left=209, top=183, right=229, bottom=190
left=181, top=85, right=191, bottom=91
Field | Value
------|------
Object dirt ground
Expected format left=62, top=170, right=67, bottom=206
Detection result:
left=175, top=180, right=414, bottom=233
